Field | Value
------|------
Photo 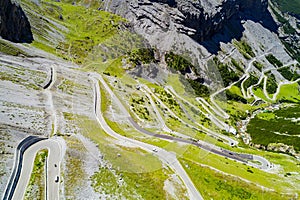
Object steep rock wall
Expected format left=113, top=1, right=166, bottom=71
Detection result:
left=105, top=0, right=268, bottom=44
left=0, top=0, right=33, bottom=43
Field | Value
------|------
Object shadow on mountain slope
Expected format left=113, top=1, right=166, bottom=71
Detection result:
left=201, top=9, right=278, bottom=54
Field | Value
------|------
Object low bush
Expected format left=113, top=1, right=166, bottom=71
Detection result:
left=265, top=54, right=283, bottom=68
left=128, top=48, right=156, bottom=66
left=165, top=52, right=194, bottom=74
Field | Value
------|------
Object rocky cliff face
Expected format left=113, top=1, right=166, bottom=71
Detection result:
left=0, top=0, right=33, bottom=43
left=104, top=0, right=269, bottom=44
left=176, top=0, right=268, bottom=42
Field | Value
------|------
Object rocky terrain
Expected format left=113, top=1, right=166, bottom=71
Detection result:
left=0, top=0, right=33, bottom=43
left=106, top=0, right=270, bottom=41
left=101, top=0, right=296, bottom=95
left=269, top=0, right=300, bottom=63
left=103, top=0, right=276, bottom=52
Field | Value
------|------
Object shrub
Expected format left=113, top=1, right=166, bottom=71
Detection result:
left=278, top=67, right=300, bottom=81
left=253, top=61, right=264, bottom=71
left=231, top=59, right=244, bottom=72
left=187, top=78, right=210, bottom=97
left=128, top=48, right=155, bottom=66
left=266, top=74, right=277, bottom=94
left=233, top=40, right=255, bottom=59
left=165, top=52, right=194, bottom=74
left=213, top=57, right=239, bottom=86
left=226, top=90, right=247, bottom=103
left=265, top=54, right=283, bottom=67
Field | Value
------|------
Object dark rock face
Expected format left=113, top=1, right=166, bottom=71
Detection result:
left=176, top=0, right=239, bottom=42
left=105, top=0, right=270, bottom=43
left=150, top=0, right=177, bottom=7
left=169, top=0, right=269, bottom=42
left=0, top=0, right=33, bottom=43
left=103, top=0, right=276, bottom=54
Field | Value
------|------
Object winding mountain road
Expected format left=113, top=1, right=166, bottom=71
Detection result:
left=90, top=74, right=204, bottom=200
left=2, top=136, right=45, bottom=200
left=44, top=65, right=58, bottom=136
left=143, top=90, right=189, bottom=139
left=165, top=86, right=228, bottom=131
left=2, top=64, right=65, bottom=200
left=212, top=51, right=272, bottom=113
left=263, top=76, right=300, bottom=102
left=92, top=73, right=271, bottom=171
left=143, top=85, right=238, bottom=146
left=2, top=136, right=64, bottom=200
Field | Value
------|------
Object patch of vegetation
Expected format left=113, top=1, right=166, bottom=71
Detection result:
left=274, top=105, right=300, bottom=118
left=277, top=83, right=300, bottom=102
left=0, top=39, right=29, bottom=56
left=266, top=74, right=278, bottom=94
left=216, top=98, right=258, bottom=122
left=233, top=40, right=255, bottom=59
left=213, top=57, right=239, bottom=86
left=270, top=4, right=287, bottom=24
left=57, top=2, right=125, bottom=64
left=58, top=79, right=75, bottom=94
left=57, top=78, right=88, bottom=95
left=165, top=52, right=194, bottom=74
left=130, top=95, right=152, bottom=120
left=154, top=87, right=184, bottom=116
left=91, top=167, right=123, bottom=196
left=24, top=0, right=126, bottom=64
left=226, top=88, right=247, bottom=104
left=256, top=112, right=276, bottom=120
left=265, top=54, right=283, bottom=68
left=231, top=59, right=244, bottom=72
left=63, top=112, right=76, bottom=121
left=282, top=22, right=297, bottom=35
left=101, top=57, right=125, bottom=78
left=187, top=78, right=210, bottom=97
left=247, top=105, right=300, bottom=152
left=128, top=48, right=156, bottom=66
left=269, top=4, right=296, bottom=35
left=252, top=77, right=273, bottom=102
left=25, top=150, right=48, bottom=200
left=180, top=158, right=290, bottom=200
left=253, top=61, right=264, bottom=71
left=243, top=74, right=259, bottom=89
left=92, top=166, right=173, bottom=199
left=0, top=68, right=40, bottom=90
left=122, top=170, right=169, bottom=199
left=253, top=88, right=274, bottom=102
left=64, top=136, right=86, bottom=197
left=278, top=66, right=300, bottom=81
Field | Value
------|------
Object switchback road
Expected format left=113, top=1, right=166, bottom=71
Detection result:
left=91, top=75, right=204, bottom=200
left=2, top=136, right=64, bottom=200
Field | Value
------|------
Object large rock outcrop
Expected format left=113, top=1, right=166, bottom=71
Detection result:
left=102, top=0, right=280, bottom=88
left=104, top=0, right=269, bottom=44
left=0, top=0, right=33, bottom=43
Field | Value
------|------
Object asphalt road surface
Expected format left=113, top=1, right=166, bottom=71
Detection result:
left=2, top=136, right=64, bottom=200
left=91, top=74, right=204, bottom=200
left=94, top=73, right=272, bottom=170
